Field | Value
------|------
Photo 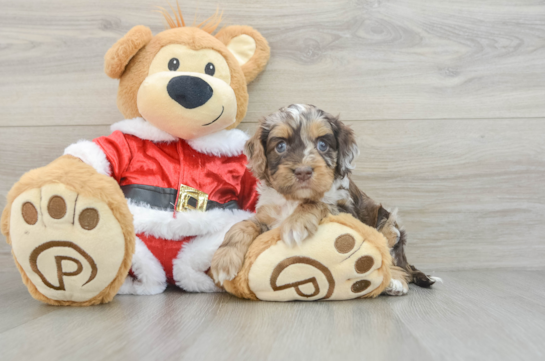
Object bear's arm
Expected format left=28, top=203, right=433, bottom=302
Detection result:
left=63, top=130, right=133, bottom=183
left=91, top=131, right=133, bottom=183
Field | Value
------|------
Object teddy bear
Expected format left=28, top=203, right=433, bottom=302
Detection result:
left=0, top=9, right=270, bottom=306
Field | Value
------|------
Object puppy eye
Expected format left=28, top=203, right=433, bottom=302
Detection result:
left=317, top=140, right=329, bottom=152
left=168, top=58, right=180, bottom=71
left=275, top=141, right=287, bottom=154
left=205, top=62, right=215, bottom=76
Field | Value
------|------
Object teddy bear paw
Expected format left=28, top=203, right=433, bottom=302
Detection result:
left=9, top=183, right=127, bottom=304
left=246, top=222, right=388, bottom=301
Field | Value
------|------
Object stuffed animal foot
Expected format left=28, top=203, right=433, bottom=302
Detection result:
left=1, top=156, right=134, bottom=306
left=223, top=214, right=393, bottom=301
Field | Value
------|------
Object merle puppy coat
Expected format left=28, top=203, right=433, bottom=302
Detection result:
left=211, top=104, right=435, bottom=294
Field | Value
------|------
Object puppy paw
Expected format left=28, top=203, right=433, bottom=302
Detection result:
left=281, top=226, right=309, bottom=247
left=384, top=279, right=409, bottom=296
left=409, top=265, right=441, bottom=288
left=210, top=246, right=244, bottom=285
left=280, top=215, right=319, bottom=247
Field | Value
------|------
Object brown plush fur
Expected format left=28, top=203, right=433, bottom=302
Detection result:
left=156, top=4, right=269, bottom=83
left=157, top=4, right=222, bottom=33
left=115, top=27, right=248, bottom=125
left=215, top=26, right=271, bottom=84
left=1, top=156, right=135, bottom=306
left=2, top=9, right=270, bottom=305
left=104, top=25, right=153, bottom=80
left=105, top=10, right=269, bottom=129
left=222, top=213, right=392, bottom=300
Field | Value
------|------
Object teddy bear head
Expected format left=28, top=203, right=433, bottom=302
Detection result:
left=104, top=11, right=270, bottom=140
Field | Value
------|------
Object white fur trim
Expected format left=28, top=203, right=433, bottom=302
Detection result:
left=110, top=117, right=248, bottom=157
left=173, top=231, right=228, bottom=293
left=187, top=129, right=248, bottom=157
left=111, top=117, right=177, bottom=143
left=118, top=237, right=167, bottom=295
left=172, top=210, right=252, bottom=292
left=63, top=140, right=111, bottom=176
left=128, top=199, right=254, bottom=239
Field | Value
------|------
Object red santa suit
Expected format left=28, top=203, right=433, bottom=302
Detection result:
left=63, top=117, right=257, bottom=294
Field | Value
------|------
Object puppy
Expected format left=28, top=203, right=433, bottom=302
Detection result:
left=211, top=104, right=436, bottom=295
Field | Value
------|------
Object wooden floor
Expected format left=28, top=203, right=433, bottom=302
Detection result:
left=1, top=0, right=545, bottom=359
left=0, top=268, right=543, bottom=361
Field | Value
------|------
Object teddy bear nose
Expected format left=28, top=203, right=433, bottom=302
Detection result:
left=167, top=75, right=213, bottom=109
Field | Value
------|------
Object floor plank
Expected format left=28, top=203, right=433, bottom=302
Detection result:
left=0, top=252, right=16, bottom=273
left=2, top=119, right=544, bottom=270
left=1, top=0, right=545, bottom=126
left=390, top=271, right=545, bottom=360
left=0, top=270, right=60, bottom=334
left=0, top=269, right=431, bottom=361
left=0, top=270, right=544, bottom=361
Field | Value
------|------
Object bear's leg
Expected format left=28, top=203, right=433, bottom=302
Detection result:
left=224, top=215, right=394, bottom=301
left=1, top=156, right=134, bottom=306
left=173, top=231, right=225, bottom=293
left=117, top=236, right=167, bottom=295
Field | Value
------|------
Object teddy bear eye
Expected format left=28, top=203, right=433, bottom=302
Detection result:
left=168, top=58, right=180, bottom=71
left=205, top=62, right=215, bottom=76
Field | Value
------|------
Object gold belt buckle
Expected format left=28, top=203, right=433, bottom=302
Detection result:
left=175, top=184, right=208, bottom=212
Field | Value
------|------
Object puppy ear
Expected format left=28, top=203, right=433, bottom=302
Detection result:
left=244, top=122, right=269, bottom=179
left=215, top=25, right=270, bottom=83
left=104, top=26, right=153, bottom=79
left=330, top=116, right=359, bottom=177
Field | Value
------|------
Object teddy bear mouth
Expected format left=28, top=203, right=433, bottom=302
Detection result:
left=202, top=106, right=225, bottom=126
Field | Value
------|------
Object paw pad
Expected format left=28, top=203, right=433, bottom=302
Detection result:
left=335, top=234, right=375, bottom=293
left=9, top=184, right=126, bottom=303
left=22, top=202, right=38, bottom=225
left=247, top=222, right=385, bottom=301
left=355, top=255, right=374, bottom=274
left=21, top=193, right=100, bottom=231
left=47, top=195, right=67, bottom=219
left=351, top=280, right=371, bottom=293
left=79, top=208, right=99, bottom=230
left=334, top=234, right=355, bottom=253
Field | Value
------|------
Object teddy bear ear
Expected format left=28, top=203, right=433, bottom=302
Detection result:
left=215, top=25, right=270, bottom=83
left=104, top=26, right=153, bottom=79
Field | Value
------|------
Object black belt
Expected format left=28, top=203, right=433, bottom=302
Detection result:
left=121, top=184, right=240, bottom=212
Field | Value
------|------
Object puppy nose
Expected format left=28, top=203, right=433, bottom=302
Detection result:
left=167, top=75, right=213, bottom=109
left=294, top=167, right=313, bottom=181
